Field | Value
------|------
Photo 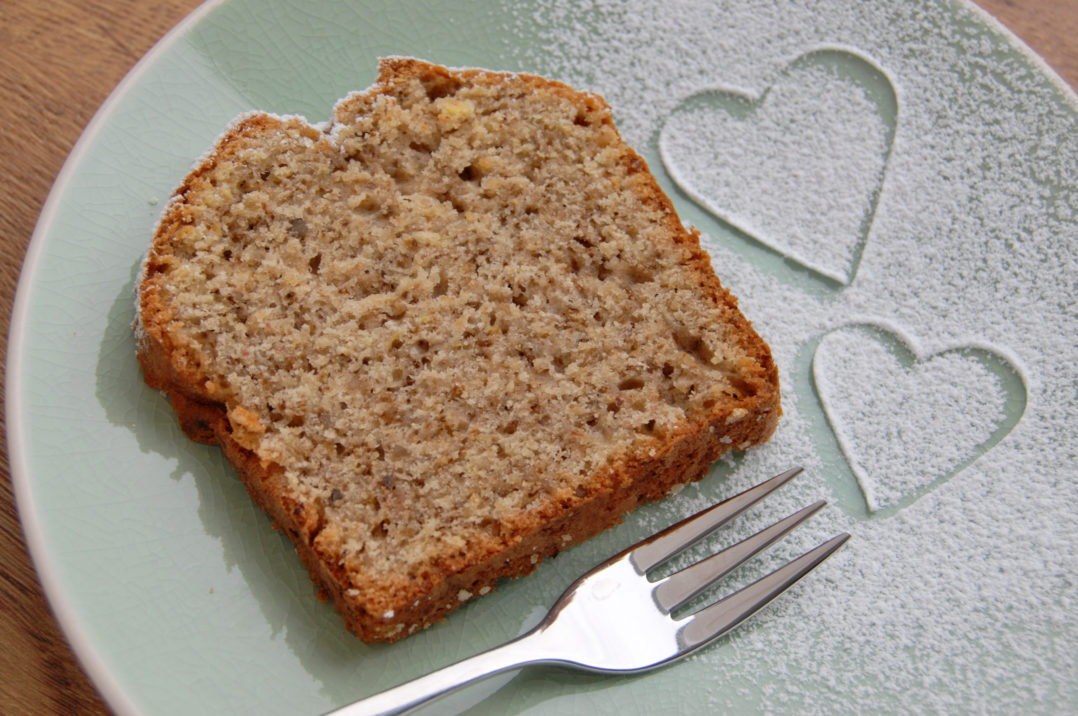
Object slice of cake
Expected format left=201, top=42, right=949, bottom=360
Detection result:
left=135, top=58, right=780, bottom=642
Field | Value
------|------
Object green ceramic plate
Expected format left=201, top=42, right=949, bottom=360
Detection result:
left=10, top=1, right=1076, bottom=714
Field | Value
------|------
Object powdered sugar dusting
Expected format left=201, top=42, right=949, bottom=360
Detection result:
left=502, top=0, right=1077, bottom=712
left=659, top=50, right=894, bottom=284
left=813, top=324, right=1017, bottom=513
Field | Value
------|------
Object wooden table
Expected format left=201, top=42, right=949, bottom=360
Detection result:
left=1, top=1, right=1074, bottom=713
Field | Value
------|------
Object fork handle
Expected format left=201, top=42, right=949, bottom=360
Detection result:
left=326, top=628, right=555, bottom=716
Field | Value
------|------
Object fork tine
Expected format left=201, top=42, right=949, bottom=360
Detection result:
left=677, top=532, right=850, bottom=650
left=630, top=467, right=804, bottom=572
left=652, top=500, right=826, bottom=613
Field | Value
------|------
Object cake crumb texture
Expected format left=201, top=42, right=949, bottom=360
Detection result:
left=136, top=58, right=780, bottom=642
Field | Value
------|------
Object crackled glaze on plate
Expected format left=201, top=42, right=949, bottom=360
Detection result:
left=9, top=0, right=1077, bottom=714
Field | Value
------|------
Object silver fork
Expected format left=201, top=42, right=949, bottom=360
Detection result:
left=329, top=467, right=848, bottom=716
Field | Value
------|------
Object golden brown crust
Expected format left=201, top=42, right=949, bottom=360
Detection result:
left=136, top=58, right=780, bottom=642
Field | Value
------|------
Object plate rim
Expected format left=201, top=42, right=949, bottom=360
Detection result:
left=6, top=2, right=226, bottom=713
left=962, top=0, right=1078, bottom=103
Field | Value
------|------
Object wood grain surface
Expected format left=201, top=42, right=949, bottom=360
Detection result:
left=0, top=1, right=1073, bottom=713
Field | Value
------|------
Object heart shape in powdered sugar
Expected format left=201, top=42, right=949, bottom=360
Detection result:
left=811, top=324, right=1026, bottom=517
left=658, top=48, right=897, bottom=286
